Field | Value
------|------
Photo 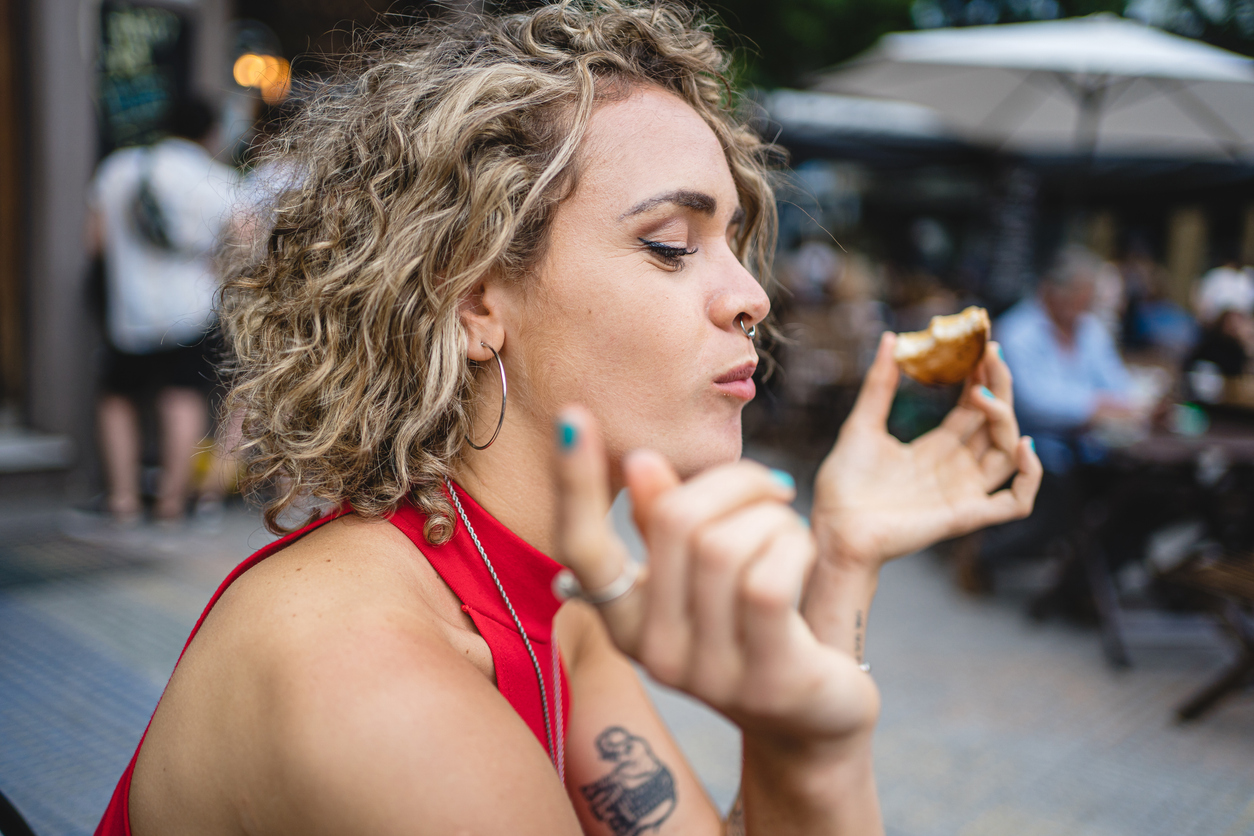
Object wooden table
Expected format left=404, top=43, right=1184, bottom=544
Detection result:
left=1118, top=416, right=1254, bottom=466
left=1071, top=417, right=1254, bottom=718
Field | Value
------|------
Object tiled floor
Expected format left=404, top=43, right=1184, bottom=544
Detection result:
left=1, top=497, right=1252, bottom=836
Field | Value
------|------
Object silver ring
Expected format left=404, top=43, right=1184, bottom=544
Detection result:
left=738, top=316, right=757, bottom=340
left=859, top=661, right=871, bottom=673
left=552, top=561, right=640, bottom=606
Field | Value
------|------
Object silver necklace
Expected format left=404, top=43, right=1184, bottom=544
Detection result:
left=445, top=479, right=565, bottom=782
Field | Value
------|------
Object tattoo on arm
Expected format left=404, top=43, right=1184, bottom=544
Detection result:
left=854, top=609, right=864, bottom=663
left=724, top=794, right=744, bottom=836
left=580, top=727, right=677, bottom=836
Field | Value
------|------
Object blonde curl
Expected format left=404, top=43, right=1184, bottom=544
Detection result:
left=220, top=0, right=782, bottom=541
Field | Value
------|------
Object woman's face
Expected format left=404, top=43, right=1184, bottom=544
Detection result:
left=501, top=85, right=769, bottom=479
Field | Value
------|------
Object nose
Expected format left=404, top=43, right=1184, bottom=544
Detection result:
left=709, top=250, right=771, bottom=337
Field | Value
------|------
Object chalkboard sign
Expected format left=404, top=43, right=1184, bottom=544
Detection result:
left=96, top=2, right=192, bottom=155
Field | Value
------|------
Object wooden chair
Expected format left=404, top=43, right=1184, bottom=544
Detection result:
left=1168, top=554, right=1254, bottom=721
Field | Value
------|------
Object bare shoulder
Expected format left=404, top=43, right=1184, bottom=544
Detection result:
left=130, top=516, right=580, bottom=836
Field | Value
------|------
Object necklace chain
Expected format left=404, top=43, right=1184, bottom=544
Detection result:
left=445, top=479, right=564, bottom=781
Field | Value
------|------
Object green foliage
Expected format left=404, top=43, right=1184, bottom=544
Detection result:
left=700, top=0, right=1254, bottom=88
left=704, top=0, right=915, bottom=87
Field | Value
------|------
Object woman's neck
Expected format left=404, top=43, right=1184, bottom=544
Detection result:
left=453, top=418, right=561, bottom=559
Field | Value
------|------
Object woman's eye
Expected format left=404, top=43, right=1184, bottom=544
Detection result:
left=640, top=238, right=698, bottom=269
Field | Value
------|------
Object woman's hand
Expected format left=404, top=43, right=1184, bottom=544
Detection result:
left=553, top=406, right=879, bottom=750
left=810, top=333, right=1042, bottom=573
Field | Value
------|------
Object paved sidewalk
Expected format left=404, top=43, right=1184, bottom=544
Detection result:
left=0, top=501, right=270, bottom=835
left=616, top=494, right=1254, bottom=836
left=0, top=497, right=1251, bottom=835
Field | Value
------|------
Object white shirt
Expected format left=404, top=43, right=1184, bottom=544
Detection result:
left=91, top=138, right=238, bottom=353
left=997, top=297, right=1132, bottom=473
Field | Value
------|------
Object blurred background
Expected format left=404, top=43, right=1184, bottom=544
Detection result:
left=1, top=0, right=1253, bottom=834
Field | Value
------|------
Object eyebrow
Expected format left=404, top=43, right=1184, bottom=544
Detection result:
left=620, top=189, right=716, bottom=220
left=619, top=189, right=746, bottom=228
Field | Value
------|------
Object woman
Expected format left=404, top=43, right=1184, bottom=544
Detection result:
left=97, top=3, right=1040, bottom=834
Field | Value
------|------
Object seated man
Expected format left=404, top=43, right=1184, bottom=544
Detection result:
left=998, top=245, right=1136, bottom=476
left=961, top=247, right=1137, bottom=601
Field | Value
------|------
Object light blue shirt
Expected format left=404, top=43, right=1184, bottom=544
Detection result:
left=996, top=297, right=1132, bottom=473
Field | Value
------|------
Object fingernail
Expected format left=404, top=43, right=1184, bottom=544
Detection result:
left=800, top=516, right=810, bottom=528
left=996, top=345, right=1005, bottom=362
left=1026, top=436, right=1035, bottom=452
left=979, top=386, right=995, bottom=400
left=557, top=419, right=578, bottom=452
left=769, top=468, right=795, bottom=491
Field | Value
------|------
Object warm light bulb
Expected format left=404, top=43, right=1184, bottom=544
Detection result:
left=233, top=53, right=267, bottom=88
left=233, top=53, right=291, bottom=103
left=259, top=57, right=291, bottom=104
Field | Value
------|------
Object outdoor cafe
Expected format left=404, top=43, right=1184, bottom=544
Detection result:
left=755, top=13, right=1254, bottom=722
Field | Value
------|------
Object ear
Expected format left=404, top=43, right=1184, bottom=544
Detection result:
left=458, top=274, right=511, bottom=363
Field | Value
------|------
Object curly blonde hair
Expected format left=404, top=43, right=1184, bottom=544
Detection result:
left=221, top=0, right=781, bottom=541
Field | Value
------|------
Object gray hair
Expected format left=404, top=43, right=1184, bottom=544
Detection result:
left=1040, top=244, right=1103, bottom=289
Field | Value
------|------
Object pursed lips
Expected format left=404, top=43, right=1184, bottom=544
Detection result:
left=714, top=361, right=757, bottom=400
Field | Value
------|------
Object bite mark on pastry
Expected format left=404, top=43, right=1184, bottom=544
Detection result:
left=893, top=306, right=991, bottom=385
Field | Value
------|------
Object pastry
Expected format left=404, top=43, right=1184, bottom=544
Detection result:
left=893, top=306, right=991, bottom=385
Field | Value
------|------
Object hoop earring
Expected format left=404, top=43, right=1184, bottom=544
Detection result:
left=738, top=315, right=757, bottom=340
left=467, top=342, right=507, bottom=450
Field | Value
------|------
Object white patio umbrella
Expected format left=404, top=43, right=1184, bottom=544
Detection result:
left=813, top=14, right=1254, bottom=160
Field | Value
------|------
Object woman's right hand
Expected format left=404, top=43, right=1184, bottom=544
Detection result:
left=553, top=406, right=880, bottom=755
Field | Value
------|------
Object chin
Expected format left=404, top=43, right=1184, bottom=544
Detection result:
left=667, top=416, right=744, bottom=479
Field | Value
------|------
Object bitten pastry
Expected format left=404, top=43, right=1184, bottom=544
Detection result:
left=893, top=306, right=991, bottom=385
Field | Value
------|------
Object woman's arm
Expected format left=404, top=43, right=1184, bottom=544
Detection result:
left=554, top=408, right=883, bottom=835
left=804, top=335, right=1040, bottom=660
left=560, top=586, right=879, bottom=836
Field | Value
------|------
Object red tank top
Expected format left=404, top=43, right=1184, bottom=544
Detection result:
left=94, top=485, right=570, bottom=835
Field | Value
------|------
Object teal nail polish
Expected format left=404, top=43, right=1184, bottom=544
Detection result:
left=979, top=385, right=995, bottom=400
left=1027, top=436, right=1035, bottom=452
left=769, top=469, right=795, bottom=491
left=996, top=345, right=1005, bottom=362
left=800, top=516, right=810, bottom=528
left=557, top=420, right=577, bottom=451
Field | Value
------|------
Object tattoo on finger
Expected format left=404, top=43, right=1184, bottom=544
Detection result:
left=580, top=727, right=677, bottom=836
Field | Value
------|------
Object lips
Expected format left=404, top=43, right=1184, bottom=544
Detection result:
left=714, top=361, right=757, bottom=400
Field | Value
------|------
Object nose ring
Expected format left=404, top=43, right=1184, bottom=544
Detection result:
left=738, top=315, right=757, bottom=340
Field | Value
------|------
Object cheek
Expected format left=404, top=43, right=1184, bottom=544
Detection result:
left=535, top=282, right=709, bottom=423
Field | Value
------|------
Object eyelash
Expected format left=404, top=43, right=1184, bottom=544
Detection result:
left=640, top=238, right=698, bottom=269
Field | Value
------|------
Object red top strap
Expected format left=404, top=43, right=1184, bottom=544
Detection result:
left=96, top=489, right=569, bottom=836
left=387, top=484, right=570, bottom=759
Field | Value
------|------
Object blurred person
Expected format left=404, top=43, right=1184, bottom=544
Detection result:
left=1114, top=245, right=1197, bottom=359
left=234, top=101, right=304, bottom=246
left=955, top=247, right=1134, bottom=599
left=1117, top=239, right=1161, bottom=350
left=998, top=245, right=1137, bottom=475
left=781, top=234, right=843, bottom=306
left=1129, top=280, right=1198, bottom=361
left=96, top=5, right=1040, bottom=835
left=1194, top=252, right=1254, bottom=326
left=86, top=98, right=237, bottom=524
left=1186, top=308, right=1253, bottom=381
left=1090, top=259, right=1124, bottom=340
left=193, top=104, right=304, bottom=526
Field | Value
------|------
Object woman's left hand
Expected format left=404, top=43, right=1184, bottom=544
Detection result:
left=809, top=332, right=1042, bottom=573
